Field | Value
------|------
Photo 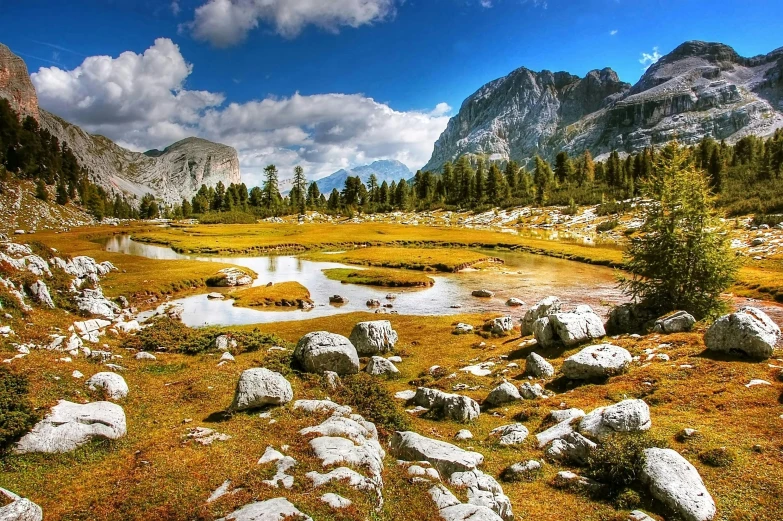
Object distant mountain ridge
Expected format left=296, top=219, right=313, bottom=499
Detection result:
left=0, top=43, right=240, bottom=206
left=314, top=160, right=413, bottom=194
left=424, top=40, right=783, bottom=171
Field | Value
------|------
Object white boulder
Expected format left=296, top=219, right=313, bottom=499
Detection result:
left=561, top=344, right=632, bottom=379
left=14, top=400, right=126, bottom=454
left=229, top=368, right=293, bottom=411
left=294, top=331, right=359, bottom=375
left=86, top=372, right=129, bottom=400
left=705, top=307, right=780, bottom=359
left=641, top=448, right=716, bottom=521
left=349, top=320, right=398, bottom=355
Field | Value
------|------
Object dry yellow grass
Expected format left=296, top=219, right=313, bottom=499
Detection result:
left=4, top=308, right=782, bottom=521
left=29, top=226, right=250, bottom=302
left=230, top=281, right=312, bottom=309
left=308, top=247, right=493, bottom=272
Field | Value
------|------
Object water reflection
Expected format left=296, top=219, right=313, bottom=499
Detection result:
left=103, top=235, right=626, bottom=327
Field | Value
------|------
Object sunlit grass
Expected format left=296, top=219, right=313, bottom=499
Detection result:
left=322, top=267, right=435, bottom=287
left=230, top=281, right=312, bottom=309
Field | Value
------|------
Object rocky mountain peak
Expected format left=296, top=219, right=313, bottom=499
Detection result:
left=0, top=44, right=241, bottom=206
left=0, top=43, right=39, bottom=119
left=424, top=40, right=783, bottom=171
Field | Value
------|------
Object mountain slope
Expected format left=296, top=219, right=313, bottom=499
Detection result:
left=424, top=41, right=783, bottom=171
left=315, top=160, right=413, bottom=194
left=0, top=43, right=240, bottom=206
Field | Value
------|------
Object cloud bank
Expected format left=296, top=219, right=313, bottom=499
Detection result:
left=184, top=0, right=398, bottom=47
left=30, top=38, right=451, bottom=187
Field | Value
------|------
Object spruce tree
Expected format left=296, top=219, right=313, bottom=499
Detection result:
left=619, top=142, right=740, bottom=319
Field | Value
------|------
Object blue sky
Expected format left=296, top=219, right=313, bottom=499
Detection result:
left=1, top=0, right=781, bottom=185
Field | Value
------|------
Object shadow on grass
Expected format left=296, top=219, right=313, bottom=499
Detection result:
left=695, top=348, right=770, bottom=363
left=543, top=375, right=610, bottom=393
left=203, top=410, right=231, bottom=423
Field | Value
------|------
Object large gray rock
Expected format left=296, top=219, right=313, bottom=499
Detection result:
left=0, top=488, right=42, bottom=521
left=86, top=372, right=129, bottom=400
left=549, top=306, right=606, bottom=347
left=28, top=280, right=54, bottom=309
left=535, top=409, right=586, bottom=447
left=653, top=310, right=696, bottom=333
left=215, top=497, right=312, bottom=521
left=705, top=307, right=781, bottom=358
left=526, top=352, right=555, bottom=377
left=229, top=368, right=293, bottom=411
left=390, top=431, right=484, bottom=477
left=641, top=448, right=716, bottom=521
left=414, top=388, right=480, bottom=423
left=561, top=344, right=632, bottom=379
left=487, top=316, right=514, bottom=336
left=546, top=431, right=596, bottom=464
left=484, top=381, right=521, bottom=406
left=429, top=484, right=504, bottom=521
left=293, top=331, right=359, bottom=375
left=532, top=317, right=556, bottom=348
left=349, top=320, right=398, bottom=355
left=450, top=470, right=513, bottom=521
left=579, top=399, right=651, bottom=440
left=522, top=296, right=561, bottom=335
left=210, top=267, right=253, bottom=287
left=489, top=424, right=529, bottom=446
left=365, top=356, right=399, bottom=376
left=14, top=400, right=126, bottom=454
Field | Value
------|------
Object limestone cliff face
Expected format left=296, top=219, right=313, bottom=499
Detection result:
left=424, top=41, right=783, bottom=170
left=0, top=44, right=241, bottom=206
left=0, top=44, right=39, bottom=119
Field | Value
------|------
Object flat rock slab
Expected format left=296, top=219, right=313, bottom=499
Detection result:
left=216, top=498, right=312, bottom=521
left=15, top=400, right=126, bottom=454
left=390, top=431, right=484, bottom=477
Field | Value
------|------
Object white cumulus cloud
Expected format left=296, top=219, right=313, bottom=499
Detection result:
left=184, top=0, right=398, bottom=47
left=31, top=39, right=450, bottom=185
left=610, top=29, right=618, bottom=36
left=639, top=46, right=662, bottom=69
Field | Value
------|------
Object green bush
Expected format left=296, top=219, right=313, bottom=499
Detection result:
left=198, top=211, right=257, bottom=224
left=596, top=200, right=632, bottom=216
left=121, top=316, right=285, bottom=355
left=338, top=372, right=410, bottom=435
left=699, top=447, right=735, bottom=467
left=751, top=214, right=783, bottom=227
left=596, top=219, right=619, bottom=232
left=0, top=367, right=38, bottom=450
left=614, top=488, right=643, bottom=509
left=584, top=432, right=667, bottom=497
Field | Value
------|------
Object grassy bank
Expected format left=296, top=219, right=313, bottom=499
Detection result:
left=30, top=226, right=252, bottom=303
left=131, top=223, right=626, bottom=267
left=322, top=267, right=435, bottom=287
left=309, top=247, right=496, bottom=272
left=230, top=282, right=313, bottom=309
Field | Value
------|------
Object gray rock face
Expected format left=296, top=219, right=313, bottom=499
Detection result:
left=704, top=306, right=781, bottom=358
left=229, top=368, right=293, bottom=411
left=294, top=332, right=360, bottom=375
left=215, top=497, right=312, bottom=521
left=641, top=448, right=716, bottom=521
left=546, top=432, right=596, bottom=464
left=414, top=387, right=481, bottom=423
left=209, top=268, right=253, bottom=287
left=526, top=352, right=555, bottom=377
left=549, top=307, right=606, bottom=347
left=654, top=310, right=696, bottom=333
left=424, top=41, right=783, bottom=171
left=450, top=469, right=514, bottom=521
left=487, top=316, right=514, bottom=336
left=349, top=320, right=398, bottom=355
left=472, top=289, right=495, bottom=298
left=579, top=399, right=651, bottom=441
left=605, top=303, right=655, bottom=334
left=28, top=280, right=54, bottom=309
left=522, top=297, right=561, bottom=335
left=484, top=381, right=521, bottom=406
left=0, top=487, right=42, bottom=521
left=535, top=409, right=586, bottom=447
left=429, top=484, right=504, bottom=521
left=15, top=400, right=126, bottom=454
left=489, top=424, right=529, bottom=446
left=561, top=344, right=632, bottom=379
left=86, top=372, right=129, bottom=400
left=365, top=356, right=399, bottom=376
left=532, top=317, right=556, bottom=348
left=390, top=431, right=484, bottom=477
